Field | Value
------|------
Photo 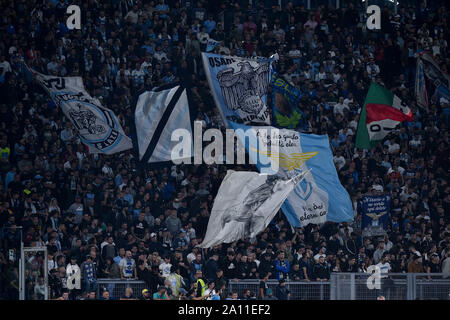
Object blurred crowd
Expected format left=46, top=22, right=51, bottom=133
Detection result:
left=0, top=0, right=449, bottom=300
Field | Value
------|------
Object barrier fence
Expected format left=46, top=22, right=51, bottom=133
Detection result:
left=94, top=273, right=449, bottom=300
left=96, top=279, right=148, bottom=300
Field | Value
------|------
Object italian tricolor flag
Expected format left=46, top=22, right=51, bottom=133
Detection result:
left=356, top=82, right=413, bottom=149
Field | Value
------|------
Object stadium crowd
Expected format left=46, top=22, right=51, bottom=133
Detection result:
left=0, top=0, right=449, bottom=300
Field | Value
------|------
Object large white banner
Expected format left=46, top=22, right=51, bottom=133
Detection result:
left=198, top=170, right=307, bottom=248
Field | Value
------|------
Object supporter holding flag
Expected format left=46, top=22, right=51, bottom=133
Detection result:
left=356, top=82, right=413, bottom=149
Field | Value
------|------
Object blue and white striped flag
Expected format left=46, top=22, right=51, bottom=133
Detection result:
left=133, top=84, right=192, bottom=163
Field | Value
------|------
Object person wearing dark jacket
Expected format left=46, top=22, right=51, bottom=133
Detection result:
left=137, top=263, right=164, bottom=296
left=236, top=255, right=250, bottom=279
left=258, top=253, right=276, bottom=279
left=289, top=263, right=304, bottom=281
left=312, top=256, right=330, bottom=281
left=275, top=279, right=290, bottom=300
left=221, top=250, right=238, bottom=279
left=204, top=254, right=219, bottom=280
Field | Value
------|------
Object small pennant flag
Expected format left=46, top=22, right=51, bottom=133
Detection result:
left=356, top=82, right=413, bottom=149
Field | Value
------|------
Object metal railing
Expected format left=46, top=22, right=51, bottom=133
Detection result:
left=227, top=279, right=330, bottom=300
left=96, top=279, right=147, bottom=300
left=92, top=273, right=450, bottom=300
left=329, top=273, right=450, bottom=300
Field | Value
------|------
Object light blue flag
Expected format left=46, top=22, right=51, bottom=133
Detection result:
left=202, top=53, right=274, bottom=126
left=231, top=122, right=354, bottom=227
left=206, top=39, right=221, bottom=52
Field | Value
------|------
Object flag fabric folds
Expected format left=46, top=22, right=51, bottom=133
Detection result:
left=201, top=52, right=274, bottom=126
left=356, top=82, right=413, bottom=149
left=361, top=195, right=391, bottom=237
left=415, top=58, right=428, bottom=109
left=419, top=52, right=450, bottom=90
left=231, top=123, right=354, bottom=227
left=134, top=85, right=192, bottom=163
left=271, top=74, right=307, bottom=130
left=30, top=68, right=132, bottom=154
left=205, top=39, right=221, bottom=52
left=198, top=170, right=308, bottom=248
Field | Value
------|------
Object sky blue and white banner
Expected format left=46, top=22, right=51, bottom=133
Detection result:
left=134, top=84, right=192, bottom=163
left=361, top=195, right=391, bottom=237
left=202, top=53, right=274, bottom=126
left=206, top=39, right=221, bottom=52
left=30, top=68, right=132, bottom=154
left=231, top=122, right=354, bottom=227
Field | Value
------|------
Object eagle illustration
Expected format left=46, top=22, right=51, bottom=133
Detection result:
left=69, top=104, right=106, bottom=135
left=217, top=61, right=270, bottom=115
left=251, top=148, right=318, bottom=171
left=366, top=211, right=387, bottom=221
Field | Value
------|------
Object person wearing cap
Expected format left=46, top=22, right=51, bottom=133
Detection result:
left=425, top=253, right=441, bottom=280
left=194, top=269, right=207, bottom=298
left=275, top=279, right=290, bottom=300
left=153, top=286, right=169, bottom=300
left=139, top=288, right=151, bottom=300
left=407, top=252, right=424, bottom=273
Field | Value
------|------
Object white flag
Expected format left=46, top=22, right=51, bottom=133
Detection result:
left=30, top=68, right=132, bottom=154
left=134, top=85, right=192, bottom=163
left=198, top=170, right=308, bottom=248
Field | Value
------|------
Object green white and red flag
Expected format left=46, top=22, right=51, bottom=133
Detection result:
left=356, top=82, right=413, bottom=149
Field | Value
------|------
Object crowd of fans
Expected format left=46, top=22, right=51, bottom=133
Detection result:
left=0, top=0, right=449, bottom=300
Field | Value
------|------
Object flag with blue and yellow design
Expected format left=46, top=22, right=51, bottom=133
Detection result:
left=231, top=122, right=354, bottom=227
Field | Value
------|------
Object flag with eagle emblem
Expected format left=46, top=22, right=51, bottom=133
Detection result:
left=356, top=82, right=413, bottom=149
left=202, top=53, right=274, bottom=126
left=231, top=122, right=354, bottom=227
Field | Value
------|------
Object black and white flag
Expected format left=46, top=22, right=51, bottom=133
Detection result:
left=419, top=52, right=450, bottom=89
left=31, top=68, right=133, bottom=154
left=198, top=170, right=308, bottom=248
left=134, top=85, right=192, bottom=163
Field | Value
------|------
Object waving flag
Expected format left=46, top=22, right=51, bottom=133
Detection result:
left=231, top=123, right=354, bottom=227
left=419, top=52, right=450, bottom=89
left=30, top=68, right=132, bottom=154
left=198, top=170, right=308, bottom=248
left=133, top=84, right=192, bottom=163
left=206, top=39, right=221, bottom=52
left=356, top=82, right=413, bottom=149
left=271, top=74, right=307, bottom=130
left=202, top=53, right=274, bottom=126
left=415, top=59, right=428, bottom=109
